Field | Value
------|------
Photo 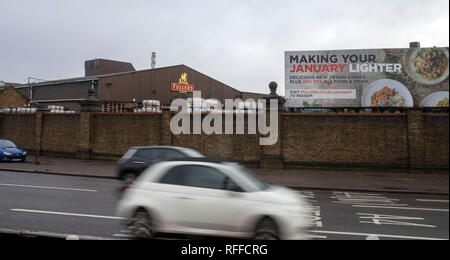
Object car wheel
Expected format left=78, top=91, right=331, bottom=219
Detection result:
left=123, top=172, right=137, bottom=187
left=131, top=209, right=154, bottom=239
left=253, top=217, right=280, bottom=240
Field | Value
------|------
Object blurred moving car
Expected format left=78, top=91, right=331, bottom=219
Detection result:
left=116, top=160, right=311, bottom=240
left=0, top=139, right=27, bottom=162
left=117, top=146, right=205, bottom=186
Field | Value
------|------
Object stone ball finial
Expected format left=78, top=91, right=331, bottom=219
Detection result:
left=269, top=81, right=278, bottom=96
left=88, top=87, right=95, bottom=96
left=269, top=81, right=277, bottom=90
left=88, top=80, right=97, bottom=97
left=263, top=81, right=286, bottom=108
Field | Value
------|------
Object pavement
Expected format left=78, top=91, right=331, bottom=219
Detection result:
left=0, top=155, right=448, bottom=195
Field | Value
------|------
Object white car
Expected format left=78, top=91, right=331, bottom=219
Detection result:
left=116, top=160, right=311, bottom=240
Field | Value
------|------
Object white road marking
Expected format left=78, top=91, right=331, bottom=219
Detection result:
left=352, top=205, right=449, bottom=212
left=309, top=230, right=447, bottom=240
left=334, top=201, right=409, bottom=207
left=331, top=195, right=386, bottom=199
left=358, top=213, right=436, bottom=228
left=11, top=209, right=125, bottom=220
left=332, top=192, right=382, bottom=197
left=416, top=199, right=449, bottom=203
left=305, top=205, right=323, bottom=228
left=113, top=233, right=134, bottom=238
left=302, top=192, right=322, bottom=228
left=331, top=192, right=408, bottom=207
left=0, top=183, right=97, bottom=192
left=333, top=198, right=401, bottom=201
left=305, top=234, right=327, bottom=239
left=0, top=228, right=118, bottom=240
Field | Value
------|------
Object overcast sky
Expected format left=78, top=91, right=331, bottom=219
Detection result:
left=0, top=0, right=449, bottom=95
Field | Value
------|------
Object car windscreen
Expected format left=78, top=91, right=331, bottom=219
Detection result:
left=160, top=165, right=228, bottom=190
left=178, top=148, right=205, bottom=158
left=229, top=164, right=269, bottom=192
left=135, top=149, right=161, bottom=160
left=0, top=140, right=16, bottom=149
left=122, top=149, right=137, bottom=159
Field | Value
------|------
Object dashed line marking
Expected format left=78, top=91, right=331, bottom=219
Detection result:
left=416, top=199, right=449, bottom=203
left=0, top=183, right=97, bottom=192
left=309, top=230, right=447, bottom=240
left=11, top=208, right=125, bottom=220
left=352, top=205, right=449, bottom=212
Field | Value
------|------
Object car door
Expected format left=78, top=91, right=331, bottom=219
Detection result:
left=132, top=149, right=162, bottom=173
left=148, top=165, right=190, bottom=231
left=161, top=165, right=246, bottom=235
left=187, top=172, right=248, bottom=235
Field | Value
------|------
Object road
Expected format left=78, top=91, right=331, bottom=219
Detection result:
left=0, top=170, right=448, bottom=240
left=300, top=190, right=449, bottom=240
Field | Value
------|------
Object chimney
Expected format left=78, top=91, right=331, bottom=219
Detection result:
left=409, top=42, right=421, bottom=48
left=84, top=59, right=136, bottom=77
left=151, top=52, right=156, bottom=69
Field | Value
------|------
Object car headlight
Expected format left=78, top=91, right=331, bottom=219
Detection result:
left=3, top=152, right=12, bottom=156
left=23, top=151, right=27, bottom=155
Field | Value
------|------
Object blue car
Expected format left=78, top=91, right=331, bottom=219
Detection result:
left=0, top=139, right=27, bottom=162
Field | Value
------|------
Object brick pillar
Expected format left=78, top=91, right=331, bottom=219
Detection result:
left=160, top=108, right=173, bottom=146
left=76, top=112, right=93, bottom=160
left=407, top=109, right=425, bottom=172
left=34, top=111, right=43, bottom=164
left=260, top=82, right=285, bottom=169
left=76, top=81, right=102, bottom=160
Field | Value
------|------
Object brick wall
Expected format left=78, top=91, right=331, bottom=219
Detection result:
left=423, top=114, right=449, bottom=167
left=91, top=113, right=161, bottom=159
left=282, top=114, right=408, bottom=168
left=41, top=114, right=80, bottom=156
left=171, top=125, right=261, bottom=164
left=0, top=114, right=36, bottom=150
left=0, top=110, right=448, bottom=171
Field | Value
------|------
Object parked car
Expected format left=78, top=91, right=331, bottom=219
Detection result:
left=116, top=160, right=311, bottom=240
left=0, top=139, right=27, bottom=162
left=117, top=146, right=205, bottom=186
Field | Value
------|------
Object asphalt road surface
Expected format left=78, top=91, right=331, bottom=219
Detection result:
left=0, top=170, right=448, bottom=240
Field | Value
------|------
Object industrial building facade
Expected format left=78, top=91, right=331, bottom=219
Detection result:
left=13, top=60, right=247, bottom=112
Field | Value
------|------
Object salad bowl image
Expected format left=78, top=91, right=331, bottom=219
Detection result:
left=362, top=79, right=414, bottom=108
left=405, top=47, right=449, bottom=85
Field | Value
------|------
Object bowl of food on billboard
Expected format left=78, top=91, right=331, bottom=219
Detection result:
left=405, top=47, right=449, bottom=86
left=420, top=91, right=449, bottom=107
left=362, top=79, right=414, bottom=107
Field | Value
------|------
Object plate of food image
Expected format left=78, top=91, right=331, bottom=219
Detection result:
left=406, top=47, right=449, bottom=85
left=420, top=91, right=449, bottom=107
left=362, top=79, right=414, bottom=107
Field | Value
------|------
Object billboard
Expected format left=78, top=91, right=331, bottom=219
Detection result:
left=285, top=47, right=449, bottom=108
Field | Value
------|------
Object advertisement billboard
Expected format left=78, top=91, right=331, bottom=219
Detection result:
left=285, top=47, right=449, bottom=108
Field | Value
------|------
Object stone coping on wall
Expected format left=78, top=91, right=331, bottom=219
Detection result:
left=2, top=111, right=448, bottom=116
left=282, top=112, right=407, bottom=116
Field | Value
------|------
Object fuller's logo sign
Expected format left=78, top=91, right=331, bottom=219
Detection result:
left=171, top=73, right=194, bottom=93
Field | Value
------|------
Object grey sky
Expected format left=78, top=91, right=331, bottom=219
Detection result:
left=0, top=0, right=449, bottom=95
